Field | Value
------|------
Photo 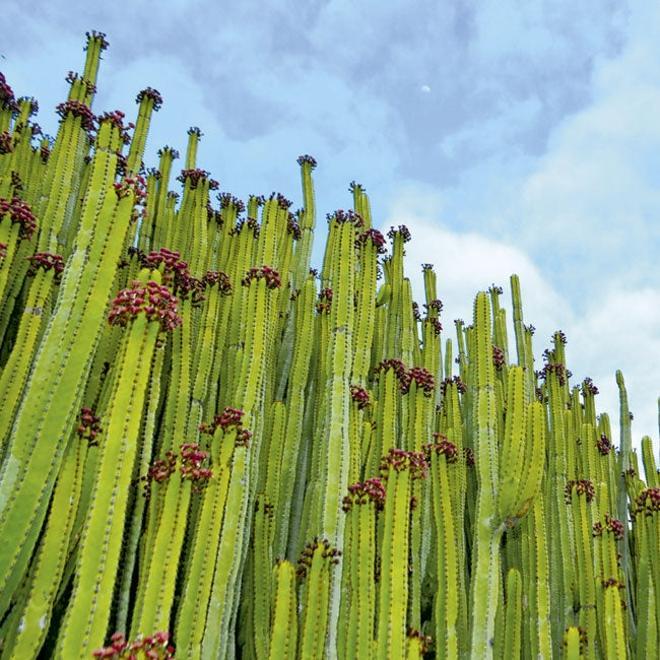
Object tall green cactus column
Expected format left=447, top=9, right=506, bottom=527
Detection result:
left=56, top=272, right=181, bottom=657
left=376, top=449, right=427, bottom=658
left=0, top=114, right=142, bottom=618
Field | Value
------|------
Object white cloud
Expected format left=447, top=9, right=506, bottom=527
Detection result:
left=381, top=190, right=658, bottom=451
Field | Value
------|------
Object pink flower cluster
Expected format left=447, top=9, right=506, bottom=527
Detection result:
left=440, top=376, right=467, bottom=396
left=287, top=214, right=301, bottom=240
left=217, top=193, right=245, bottom=214
left=315, top=288, right=333, bottom=314
left=180, top=443, right=213, bottom=486
left=492, top=345, right=505, bottom=370
left=76, top=407, right=102, bottom=446
left=564, top=479, right=595, bottom=504
left=297, top=154, right=317, bottom=168
left=203, top=270, right=232, bottom=294
left=634, top=487, right=660, bottom=517
left=92, top=631, right=173, bottom=659
left=329, top=209, right=363, bottom=227
left=0, top=131, right=12, bottom=154
left=592, top=514, right=624, bottom=540
left=27, top=252, right=64, bottom=281
left=387, top=224, right=411, bottom=242
left=56, top=100, right=95, bottom=132
left=425, top=433, right=458, bottom=463
left=296, top=538, right=340, bottom=578
left=596, top=433, right=613, bottom=456
left=379, top=448, right=428, bottom=480
left=108, top=280, right=181, bottom=332
left=356, top=228, right=387, bottom=253
left=404, top=367, right=435, bottom=395
left=136, top=87, right=163, bottom=111
left=342, top=478, right=386, bottom=511
left=198, top=407, right=251, bottom=446
left=113, top=175, right=147, bottom=202
left=0, top=72, right=17, bottom=111
left=350, top=385, right=370, bottom=410
left=177, top=168, right=219, bottom=190
left=241, top=266, right=281, bottom=289
left=0, top=197, right=37, bottom=240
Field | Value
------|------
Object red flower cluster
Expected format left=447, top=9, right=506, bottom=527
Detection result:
left=296, top=538, right=340, bottom=578
left=270, top=192, right=293, bottom=210
left=387, top=225, right=411, bottom=242
left=65, top=71, right=96, bottom=96
left=592, top=514, right=624, bottom=540
left=425, top=434, right=458, bottom=463
left=157, top=146, right=180, bottom=160
left=0, top=72, right=16, bottom=111
left=0, top=131, right=12, bottom=154
left=407, top=629, right=432, bottom=654
left=596, top=433, right=612, bottom=456
left=85, top=30, right=109, bottom=51
left=379, top=448, right=428, bottom=480
left=404, top=367, right=435, bottom=395
left=0, top=197, right=37, bottom=239
left=177, top=168, right=218, bottom=190
left=350, top=385, right=370, bottom=410
left=633, top=487, right=660, bottom=517
left=203, top=270, right=232, bottom=294
left=375, top=358, right=408, bottom=386
left=440, top=376, right=467, bottom=396
left=27, top=252, right=64, bottom=281
left=492, top=345, right=505, bottom=370
left=564, top=479, right=595, bottom=504
left=342, top=478, right=386, bottom=512
left=146, top=451, right=177, bottom=485
left=297, top=154, right=317, bottom=169
left=136, top=87, right=163, bottom=111
left=143, top=248, right=188, bottom=276
left=582, top=377, right=599, bottom=396
left=357, top=228, right=387, bottom=253
left=56, top=100, right=95, bottom=132
left=348, top=180, right=365, bottom=194
left=287, top=214, right=301, bottom=240
left=92, top=631, right=173, bottom=659
left=241, top=266, right=281, bottom=289
left=108, top=280, right=181, bottom=332
left=198, top=406, right=248, bottom=443
left=540, top=362, right=566, bottom=386
left=113, top=175, right=147, bottom=202
left=316, top=288, right=333, bottom=314
left=425, top=317, right=442, bottom=336
left=76, top=408, right=102, bottom=446
left=180, top=443, right=212, bottom=487
left=329, top=209, right=363, bottom=227
left=217, top=193, right=245, bottom=214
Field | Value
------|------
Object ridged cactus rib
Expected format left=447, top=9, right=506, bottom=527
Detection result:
left=0, top=39, right=658, bottom=660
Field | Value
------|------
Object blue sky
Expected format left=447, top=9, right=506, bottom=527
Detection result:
left=3, top=0, right=658, bottom=447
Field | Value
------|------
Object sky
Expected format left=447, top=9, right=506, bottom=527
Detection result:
left=2, top=0, right=658, bottom=450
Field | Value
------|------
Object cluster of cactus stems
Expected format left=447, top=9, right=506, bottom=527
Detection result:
left=0, top=33, right=658, bottom=660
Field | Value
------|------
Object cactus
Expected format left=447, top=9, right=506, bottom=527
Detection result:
left=0, top=34, right=657, bottom=660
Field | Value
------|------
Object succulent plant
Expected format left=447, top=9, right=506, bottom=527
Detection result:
left=0, top=33, right=656, bottom=660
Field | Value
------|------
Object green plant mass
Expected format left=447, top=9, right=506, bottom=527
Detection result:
left=0, top=32, right=658, bottom=659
